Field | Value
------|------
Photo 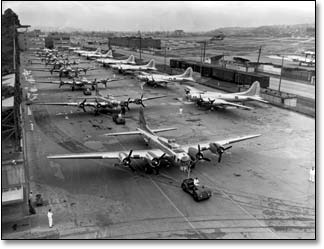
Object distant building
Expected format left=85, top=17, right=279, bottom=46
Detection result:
left=109, top=36, right=161, bottom=49
left=45, top=32, right=70, bottom=49
left=173, top=30, right=185, bottom=37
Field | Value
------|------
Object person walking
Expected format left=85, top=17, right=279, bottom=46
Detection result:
left=47, top=209, right=53, bottom=228
left=309, top=166, right=315, bottom=183
left=29, top=191, right=33, bottom=204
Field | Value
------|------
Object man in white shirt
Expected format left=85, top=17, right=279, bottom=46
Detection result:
left=47, top=209, right=53, bottom=228
left=309, top=167, right=315, bottom=183
left=193, top=177, right=200, bottom=187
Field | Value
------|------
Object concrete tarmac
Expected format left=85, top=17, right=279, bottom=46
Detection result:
left=8, top=50, right=315, bottom=239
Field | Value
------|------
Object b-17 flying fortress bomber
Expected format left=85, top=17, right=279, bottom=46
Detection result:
left=2, top=2, right=315, bottom=240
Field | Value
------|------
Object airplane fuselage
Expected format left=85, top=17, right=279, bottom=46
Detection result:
left=136, top=128, right=192, bottom=169
left=189, top=92, right=252, bottom=103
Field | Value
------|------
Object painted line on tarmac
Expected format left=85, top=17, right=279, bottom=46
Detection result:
left=149, top=177, right=206, bottom=239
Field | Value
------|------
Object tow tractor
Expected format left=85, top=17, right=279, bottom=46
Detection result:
left=112, top=113, right=126, bottom=124
left=181, top=178, right=212, bottom=202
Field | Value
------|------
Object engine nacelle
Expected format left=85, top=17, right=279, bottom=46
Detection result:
left=209, top=143, right=223, bottom=155
left=146, top=151, right=159, bottom=168
left=188, top=147, right=204, bottom=160
left=118, top=152, right=129, bottom=166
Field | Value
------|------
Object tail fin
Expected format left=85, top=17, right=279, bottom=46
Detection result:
left=179, top=67, right=193, bottom=78
left=241, top=81, right=260, bottom=96
left=146, top=59, right=155, bottom=68
left=126, top=55, right=135, bottom=64
left=105, top=50, right=113, bottom=57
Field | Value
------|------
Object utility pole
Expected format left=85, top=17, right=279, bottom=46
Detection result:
left=200, top=43, right=203, bottom=76
left=278, top=55, right=284, bottom=93
left=164, top=46, right=167, bottom=72
left=257, top=46, right=262, bottom=69
left=203, top=40, right=207, bottom=62
left=139, top=32, right=142, bottom=61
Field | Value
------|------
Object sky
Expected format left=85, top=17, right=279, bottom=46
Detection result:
left=2, top=1, right=315, bottom=32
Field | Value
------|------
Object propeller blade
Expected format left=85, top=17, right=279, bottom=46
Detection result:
left=218, top=153, right=222, bottom=163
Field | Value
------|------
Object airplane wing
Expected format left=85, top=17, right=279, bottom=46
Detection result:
left=104, top=127, right=177, bottom=136
left=201, top=97, right=253, bottom=110
left=47, top=149, right=165, bottom=160
left=140, top=95, right=167, bottom=102
left=33, top=102, right=82, bottom=107
left=213, top=99, right=253, bottom=110
left=184, top=86, right=205, bottom=94
left=182, top=134, right=261, bottom=152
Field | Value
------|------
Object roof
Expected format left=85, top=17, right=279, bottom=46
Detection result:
left=2, top=96, right=14, bottom=111
left=233, top=57, right=250, bottom=63
left=2, top=74, right=15, bottom=87
left=2, top=185, right=24, bottom=205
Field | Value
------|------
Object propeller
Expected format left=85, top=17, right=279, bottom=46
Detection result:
left=59, top=80, right=64, bottom=88
left=134, top=94, right=145, bottom=108
left=79, top=99, right=87, bottom=112
left=208, top=98, right=215, bottom=105
left=217, top=146, right=232, bottom=163
left=122, top=150, right=133, bottom=167
left=209, top=143, right=232, bottom=163
left=72, top=78, right=76, bottom=91
left=151, top=153, right=166, bottom=167
left=197, top=94, right=204, bottom=106
left=121, top=98, right=131, bottom=111
left=94, top=98, right=102, bottom=114
left=195, top=144, right=211, bottom=162
left=91, top=78, right=97, bottom=90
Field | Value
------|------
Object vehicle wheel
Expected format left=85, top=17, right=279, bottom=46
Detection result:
left=181, top=183, right=186, bottom=191
left=144, top=166, right=153, bottom=174
left=193, top=193, right=199, bottom=202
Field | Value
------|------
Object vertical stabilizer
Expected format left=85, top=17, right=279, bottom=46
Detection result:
left=180, top=67, right=193, bottom=78
left=240, top=81, right=260, bottom=96
left=146, top=59, right=155, bottom=68
left=126, top=55, right=135, bottom=64
left=105, top=50, right=113, bottom=57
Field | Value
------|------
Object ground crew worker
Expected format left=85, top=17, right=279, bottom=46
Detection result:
left=179, top=108, right=183, bottom=115
left=29, top=191, right=33, bottom=204
left=47, top=209, right=53, bottom=228
left=194, top=177, right=200, bottom=187
left=309, top=167, right=315, bottom=183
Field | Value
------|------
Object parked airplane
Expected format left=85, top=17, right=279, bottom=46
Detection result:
left=74, top=47, right=101, bottom=56
left=47, top=108, right=261, bottom=174
left=137, top=67, right=195, bottom=88
left=37, top=77, right=119, bottom=91
left=185, top=81, right=268, bottom=110
left=111, top=59, right=157, bottom=74
left=36, top=94, right=166, bottom=115
left=86, top=50, right=113, bottom=60
left=97, top=55, right=136, bottom=67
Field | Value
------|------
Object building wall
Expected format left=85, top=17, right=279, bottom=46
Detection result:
left=109, top=36, right=161, bottom=49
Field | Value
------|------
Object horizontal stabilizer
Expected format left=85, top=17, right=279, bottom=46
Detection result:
left=104, top=131, right=141, bottom=136
left=151, top=127, right=177, bottom=133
